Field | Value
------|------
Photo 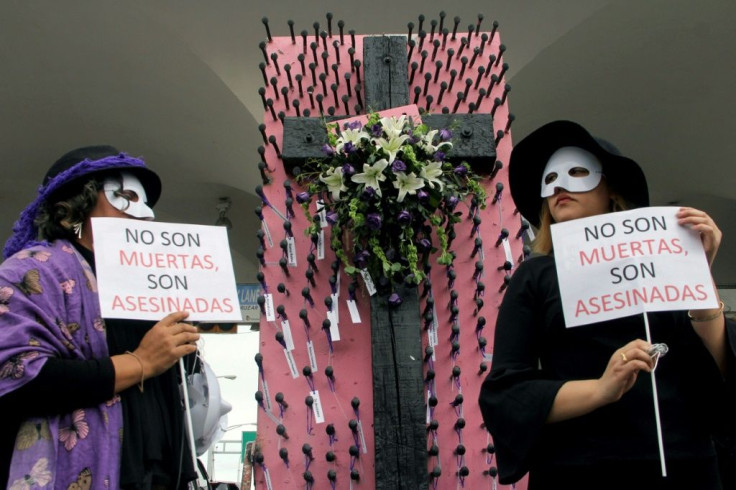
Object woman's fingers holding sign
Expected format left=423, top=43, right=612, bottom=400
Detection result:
left=596, top=339, right=654, bottom=405
left=134, top=311, right=199, bottom=378
left=677, top=207, right=722, bottom=266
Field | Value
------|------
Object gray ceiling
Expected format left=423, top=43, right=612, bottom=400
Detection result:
left=1, top=0, right=734, bottom=288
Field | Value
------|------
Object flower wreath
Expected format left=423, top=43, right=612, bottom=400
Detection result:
left=296, top=112, right=487, bottom=302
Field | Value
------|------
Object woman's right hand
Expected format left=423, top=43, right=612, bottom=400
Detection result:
left=133, top=311, right=199, bottom=379
left=595, top=339, right=654, bottom=405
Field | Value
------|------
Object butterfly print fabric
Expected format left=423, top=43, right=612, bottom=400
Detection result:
left=0, top=240, right=122, bottom=487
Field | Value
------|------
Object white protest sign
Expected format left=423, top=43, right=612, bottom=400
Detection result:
left=551, top=207, right=718, bottom=327
left=92, top=218, right=242, bottom=322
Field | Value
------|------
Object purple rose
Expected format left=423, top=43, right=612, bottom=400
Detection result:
left=321, top=144, right=335, bottom=156
left=345, top=120, right=362, bottom=130
left=296, top=192, right=311, bottom=204
left=392, top=159, right=407, bottom=173
left=439, top=129, right=452, bottom=141
left=418, top=238, right=432, bottom=252
left=446, top=196, right=459, bottom=210
left=434, top=151, right=446, bottom=162
left=354, top=250, right=371, bottom=269
left=417, top=190, right=429, bottom=202
left=397, top=210, right=412, bottom=226
left=388, top=293, right=403, bottom=307
left=362, top=186, right=376, bottom=200
left=343, top=142, right=357, bottom=154
left=326, top=211, right=339, bottom=225
left=342, top=163, right=356, bottom=177
left=371, top=124, right=383, bottom=137
left=366, top=213, right=382, bottom=231
left=453, top=164, right=468, bottom=177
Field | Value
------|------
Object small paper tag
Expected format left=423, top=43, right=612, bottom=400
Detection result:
left=307, top=340, right=318, bottom=371
left=261, top=379, right=273, bottom=412
left=284, top=349, right=299, bottom=378
left=426, top=390, right=432, bottom=423
left=286, top=237, right=297, bottom=267
left=360, top=269, right=377, bottom=296
left=526, top=227, right=536, bottom=242
left=327, top=309, right=341, bottom=341
left=357, top=420, right=368, bottom=454
left=431, top=303, right=439, bottom=338
left=310, top=390, right=325, bottom=423
left=262, top=221, right=273, bottom=248
left=428, top=321, right=438, bottom=349
left=264, top=469, right=274, bottom=490
left=502, top=238, right=514, bottom=264
left=264, top=294, right=275, bottom=322
left=281, top=319, right=295, bottom=351
left=317, top=200, right=328, bottom=228
left=483, top=352, right=494, bottom=361
left=347, top=299, right=361, bottom=324
left=317, top=230, right=325, bottom=260
left=331, top=293, right=340, bottom=322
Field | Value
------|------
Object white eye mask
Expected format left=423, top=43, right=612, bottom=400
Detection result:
left=103, top=172, right=155, bottom=219
left=540, top=146, right=604, bottom=198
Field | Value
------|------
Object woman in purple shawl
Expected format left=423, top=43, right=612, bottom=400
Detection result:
left=0, top=146, right=200, bottom=489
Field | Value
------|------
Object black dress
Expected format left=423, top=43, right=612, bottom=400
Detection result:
left=479, top=255, right=734, bottom=489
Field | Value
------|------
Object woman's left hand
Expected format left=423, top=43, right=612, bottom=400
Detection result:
left=677, top=207, right=722, bottom=266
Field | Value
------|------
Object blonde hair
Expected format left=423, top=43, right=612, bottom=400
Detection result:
left=531, top=194, right=631, bottom=256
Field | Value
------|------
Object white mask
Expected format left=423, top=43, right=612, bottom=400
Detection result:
left=540, top=146, right=603, bottom=198
left=103, top=172, right=155, bottom=219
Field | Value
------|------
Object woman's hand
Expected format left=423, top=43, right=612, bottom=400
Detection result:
left=595, top=339, right=653, bottom=405
left=677, top=207, right=722, bottom=266
left=133, top=311, right=199, bottom=378
left=548, top=339, right=654, bottom=423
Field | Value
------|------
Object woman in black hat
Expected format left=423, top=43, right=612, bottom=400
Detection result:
left=0, top=146, right=200, bottom=488
left=479, top=121, right=734, bottom=489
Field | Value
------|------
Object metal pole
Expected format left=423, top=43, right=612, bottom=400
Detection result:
left=179, top=359, right=201, bottom=482
left=207, top=447, right=216, bottom=480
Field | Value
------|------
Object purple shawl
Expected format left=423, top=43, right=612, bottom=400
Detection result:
left=0, top=240, right=122, bottom=489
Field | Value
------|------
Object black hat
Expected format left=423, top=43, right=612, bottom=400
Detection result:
left=44, top=145, right=162, bottom=206
left=509, top=120, right=648, bottom=228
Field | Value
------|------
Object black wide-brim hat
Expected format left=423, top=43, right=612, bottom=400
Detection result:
left=509, top=120, right=649, bottom=228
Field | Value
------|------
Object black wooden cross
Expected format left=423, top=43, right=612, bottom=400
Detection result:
left=281, top=35, right=496, bottom=490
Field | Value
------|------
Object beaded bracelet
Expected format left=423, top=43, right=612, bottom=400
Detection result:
left=688, top=301, right=725, bottom=322
left=124, top=350, right=146, bottom=393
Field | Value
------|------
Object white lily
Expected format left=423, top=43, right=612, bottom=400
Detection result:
left=319, top=166, right=347, bottom=200
left=379, top=115, right=407, bottom=139
left=419, top=129, right=453, bottom=154
left=419, top=161, right=444, bottom=190
left=373, top=134, right=410, bottom=163
left=335, top=128, right=368, bottom=154
left=351, top=159, right=389, bottom=197
left=393, top=172, right=425, bottom=202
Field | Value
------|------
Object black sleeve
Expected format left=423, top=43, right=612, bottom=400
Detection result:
left=478, top=258, right=565, bottom=484
left=3, top=356, right=115, bottom=416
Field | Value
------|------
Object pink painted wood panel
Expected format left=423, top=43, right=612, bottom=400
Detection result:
left=253, top=20, right=528, bottom=490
